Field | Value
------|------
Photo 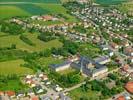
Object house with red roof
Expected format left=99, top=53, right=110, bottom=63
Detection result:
left=125, top=81, right=133, bottom=94
left=5, top=91, right=15, bottom=98
left=0, top=91, right=4, bottom=95
left=31, top=96, right=39, bottom=100
left=116, top=96, right=125, bottom=100
left=124, top=47, right=133, bottom=56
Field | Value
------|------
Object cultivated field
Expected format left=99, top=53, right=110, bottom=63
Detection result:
left=0, top=0, right=61, bottom=3
left=0, top=59, right=33, bottom=75
left=38, top=57, right=63, bottom=66
left=95, top=0, right=127, bottom=5
left=0, top=33, right=63, bottom=52
left=36, top=3, right=77, bottom=22
left=118, top=1, right=133, bottom=16
left=0, top=0, right=77, bottom=22
left=0, top=5, right=31, bottom=19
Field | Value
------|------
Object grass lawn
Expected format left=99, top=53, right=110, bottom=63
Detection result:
left=59, top=68, right=76, bottom=75
left=79, top=43, right=101, bottom=58
left=69, top=87, right=99, bottom=100
left=0, top=32, right=9, bottom=37
left=38, top=56, right=63, bottom=66
left=0, top=59, right=33, bottom=76
left=0, top=33, right=63, bottom=52
left=0, top=79, right=28, bottom=91
left=0, top=5, right=31, bottom=19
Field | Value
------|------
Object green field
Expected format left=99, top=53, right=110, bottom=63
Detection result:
left=118, top=2, right=133, bottom=16
left=0, top=79, right=28, bottom=91
left=36, top=3, right=77, bottom=22
left=0, top=1, right=77, bottom=22
left=0, top=59, right=33, bottom=75
left=69, top=87, right=99, bottom=100
left=38, top=56, right=63, bottom=66
left=16, top=4, right=49, bottom=15
left=95, top=0, right=128, bottom=5
left=59, top=68, right=76, bottom=75
left=0, top=33, right=63, bottom=52
left=0, top=0, right=61, bottom=3
left=0, top=5, right=31, bottom=19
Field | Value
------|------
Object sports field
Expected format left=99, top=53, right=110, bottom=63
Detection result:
left=0, top=59, right=33, bottom=75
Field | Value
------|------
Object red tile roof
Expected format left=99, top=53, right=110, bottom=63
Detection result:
left=42, top=15, right=53, bottom=20
left=122, top=64, right=129, bottom=71
left=116, top=96, right=125, bottom=100
left=0, top=91, right=4, bottom=95
left=5, top=91, right=15, bottom=97
left=125, top=81, right=133, bottom=94
left=31, top=96, right=39, bottom=100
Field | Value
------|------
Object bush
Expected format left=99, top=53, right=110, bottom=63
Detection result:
left=38, top=32, right=55, bottom=42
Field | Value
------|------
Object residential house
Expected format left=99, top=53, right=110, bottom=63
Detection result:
left=16, top=91, right=25, bottom=98
left=100, top=45, right=109, bottom=51
left=41, top=15, right=54, bottom=21
left=27, top=89, right=34, bottom=96
left=59, top=93, right=71, bottom=100
left=124, top=47, right=133, bottom=56
left=38, top=73, right=48, bottom=81
left=121, top=40, right=129, bottom=47
left=5, top=91, right=15, bottom=98
left=40, top=95, right=51, bottom=100
left=108, top=50, right=114, bottom=57
left=33, top=85, right=44, bottom=94
left=0, top=91, right=4, bottom=96
left=116, top=95, right=129, bottom=100
left=110, top=42, right=119, bottom=49
left=121, top=64, right=129, bottom=72
left=128, top=57, right=133, bottom=63
left=125, top=81, right=133, bottom=94
left=31, top=96, right=39, bottom=100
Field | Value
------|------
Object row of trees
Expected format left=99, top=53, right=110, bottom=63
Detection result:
left=80, top=72, right=129, bottom=99
left=52, top=39, right=79, bottom=56
left=20, top=35, right=35, bottom=46
left=0, top=49, right=28, bottom=62
left=49, top=70, right=81, bottom=87
left=38, top=32, right=56, bottom=42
